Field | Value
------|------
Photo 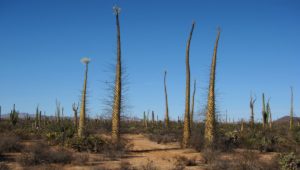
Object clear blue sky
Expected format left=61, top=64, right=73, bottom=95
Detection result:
left=0, top=0, right=299, bottom=122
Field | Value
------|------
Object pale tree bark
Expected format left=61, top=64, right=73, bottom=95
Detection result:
left=204, top=28, right=220, bottom=148
left=182, top=22, right=195, bottom=148
left=111, top=6, right=122, bottom=144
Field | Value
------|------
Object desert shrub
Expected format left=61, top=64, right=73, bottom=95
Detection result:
left=0, top=134, right=22, bottom=156
left=173, top=156, right=196, bottom=169
left=18, top=142, right=73, bottom=166
left=67, top=135, right=105, bottom=152
left=120, top=161, right=137, bottom=170
left=148, top=133, right=178, bottom=144
left=141, top=160, right=157, bottom=170
left=102, top=139, right=132, bottom=160
left=72, top=153, right=89, bottom=165
left=146, top=127, right=181, bottom=144
left=233, top=150, right=264, bottom=170
left=279, top=152, right=300, bottom=170
left=190, top=125, right=205, bottom=151
left=0, top=162, right=10, bottom=170
left=201, top=149, right=219, bottom=165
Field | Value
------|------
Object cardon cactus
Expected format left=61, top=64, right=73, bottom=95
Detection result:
left=10, top=104, right=18, bottom=126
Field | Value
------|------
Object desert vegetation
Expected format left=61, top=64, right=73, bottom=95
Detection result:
left=0, top=4, right=299, bottom=170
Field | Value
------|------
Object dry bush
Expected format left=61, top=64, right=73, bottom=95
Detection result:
left=0, top=133, right=22, bottom=156
left=201, top=149, right=219, bottom=165
left=141, top=159, right=158, bottom=170
left=18, top=142, right=73, bottom=166
left=173, top=156, right=197, bottom=170
left=120, top=161, right=137, bottom=170
left=102, top=138, right=133, bottom=160
left=0, top=162, right=10, bottom=170
left=72, top=153, right=89, bottom=165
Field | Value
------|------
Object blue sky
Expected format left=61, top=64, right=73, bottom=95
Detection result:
left=0, top=0, right=299, bottom=122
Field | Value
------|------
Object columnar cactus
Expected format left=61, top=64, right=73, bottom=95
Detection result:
left=182, top=22, right=195, bottom=148
left=262, top=93, right=267, bottom=128
left=56, top=100, right=61, bottom=124
left=249, top=94, right=256, bottom=128
left=10, top=104, right=18, bottom=126
left=204, top=28, right=221, bottom=148
left=78, top=57, right=90, bottom=138
left=164, top=71, right=170, bottom=128
left=267, top=99, right=272, bottom=129
left=111, top=5, right=122, bottom=144
left=35, top=106, right=39, bottom=128
left=190, top=80, right=196, bottom=128
left=152, top=111, right=155, bottom=124
left=72, top=102, right=79, bottom=130
left=290, top=87, right=294, bottom=130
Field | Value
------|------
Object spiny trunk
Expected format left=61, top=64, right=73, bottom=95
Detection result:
left=190, top=80, right=196, bottom=128
left=164, top=71, right=169, bottom=128
left=204, top=28, right=220, bottom=149
left=290, top=87, right=294, bottom=130
left=78, top=63, right=88, bottom=138
left=182, top=22, right=195, bottom=148
left=111, top=8, right=122, bottom=144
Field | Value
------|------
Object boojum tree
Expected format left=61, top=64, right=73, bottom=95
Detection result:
left=190, top=80, right=196, bottom=128
left=111, top=5, right=122, bottom=144
left=204, top=28, right=221, bottom=149
left=78, top=57, right=90, bottom=138
left=182, top=21, right=195, bottom=148
left=164, top=70, right=169, bottom=128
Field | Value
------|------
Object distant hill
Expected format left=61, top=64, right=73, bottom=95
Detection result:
left=274, top=116, right=300, bottom=123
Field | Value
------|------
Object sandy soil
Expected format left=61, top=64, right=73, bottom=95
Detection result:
left=5, top=134, right=277, bottom=170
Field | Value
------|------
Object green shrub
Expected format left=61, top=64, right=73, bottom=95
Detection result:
left=279, top=152, right=300, bottom=170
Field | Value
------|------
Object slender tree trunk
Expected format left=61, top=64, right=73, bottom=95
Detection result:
left=204, top=28, right=220, bottom=149
left=290, top=87, right=294, bottom=130
left=78, top=62, right=88, bottom=138
left=190, top=80, right=196, bottom=128
left=111, top=7, right=122, bottom=144
left=164, top=71, right=169, bottom=128
left=182, top=22, right=195, bottom=148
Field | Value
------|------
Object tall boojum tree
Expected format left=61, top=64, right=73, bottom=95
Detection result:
left=204, top=28, right=221, bottom=149
left=111, top=5, right=122, bottom=144
left=78, top=57, right=90, bottom=138
left=182, top=21, right=195, bottom=148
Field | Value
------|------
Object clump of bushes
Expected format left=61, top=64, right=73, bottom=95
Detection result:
left=18, top=142, right=73, bottom=166
left=0, top=134, right=22, bottom=156
left=173, top=156, right=197, bottom=170
left=279, top=152, right=300, bottom=170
